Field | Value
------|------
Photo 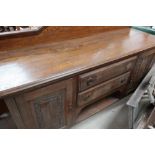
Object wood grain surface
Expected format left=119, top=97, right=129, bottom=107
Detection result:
left=1, top=27, right=155, bottom=97
left=0, top=26, right=126, bottom=51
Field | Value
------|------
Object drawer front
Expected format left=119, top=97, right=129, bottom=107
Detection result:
left=79, top=57, right=136, bottom=92
left=78, top=72, right=130, bottom=107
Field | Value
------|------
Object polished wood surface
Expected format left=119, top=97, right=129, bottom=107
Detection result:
left=0, top=26, right=126, bottom=51
left=1, top=26, right=155, bottom=128
left=1, top=28, right=155, bottom=97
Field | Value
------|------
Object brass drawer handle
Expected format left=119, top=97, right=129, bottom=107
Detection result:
left=87, top=76, right=97, bottom=86
left=120, top=78, right=126, bottom=84
left=83, top=93, right=92, bottom=101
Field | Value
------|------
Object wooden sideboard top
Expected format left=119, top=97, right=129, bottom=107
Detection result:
left=1, top=27, right=155, bottom=97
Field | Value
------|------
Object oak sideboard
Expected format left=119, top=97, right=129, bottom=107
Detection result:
left=1, top=27, right=155, bottom=128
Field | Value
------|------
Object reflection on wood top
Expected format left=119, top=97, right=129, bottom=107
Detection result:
left=0, top=28, right=155, bottom=97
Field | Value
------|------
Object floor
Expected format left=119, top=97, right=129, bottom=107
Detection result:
left=71, top=96, right=130, bottom=129
left=0, top=96, right=130, bottom=129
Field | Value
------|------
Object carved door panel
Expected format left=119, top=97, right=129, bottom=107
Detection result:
left=29, top=90, right=66, bottom=129
left=5, top=78, right=75, bottom=129
left=129, top=49, right=155, bottom=91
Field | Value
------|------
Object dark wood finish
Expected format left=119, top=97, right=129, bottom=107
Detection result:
left=1, top=27, right=155, bottom=128
left=79, top=57, right=137, bottom=92
left=0, top=99, right=8, bottom=114
left=0, top=26, right=127, bottom=51
left=0, top=115, right=16, bottom=129
left=129, top=48, right=155, bottom=91
left=78, top=72, right=130, bottom=107
left=1, top=28, right=155, bottom=97
left=5, top=78, right=75, bottom=129
left=5, top=98, right=25, bottom=128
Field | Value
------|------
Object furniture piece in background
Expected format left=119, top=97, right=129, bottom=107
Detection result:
left=127, top=64, right=155, bottom=129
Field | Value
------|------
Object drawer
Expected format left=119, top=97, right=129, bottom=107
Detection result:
left=78, top=72, right=130, bottom=107
left=79, top=57, right=136, bottom=92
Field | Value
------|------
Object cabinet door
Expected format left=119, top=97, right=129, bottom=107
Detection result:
left=5, top=78, right=75, bottom=129
left=129, top=48, right=155, bottom=91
